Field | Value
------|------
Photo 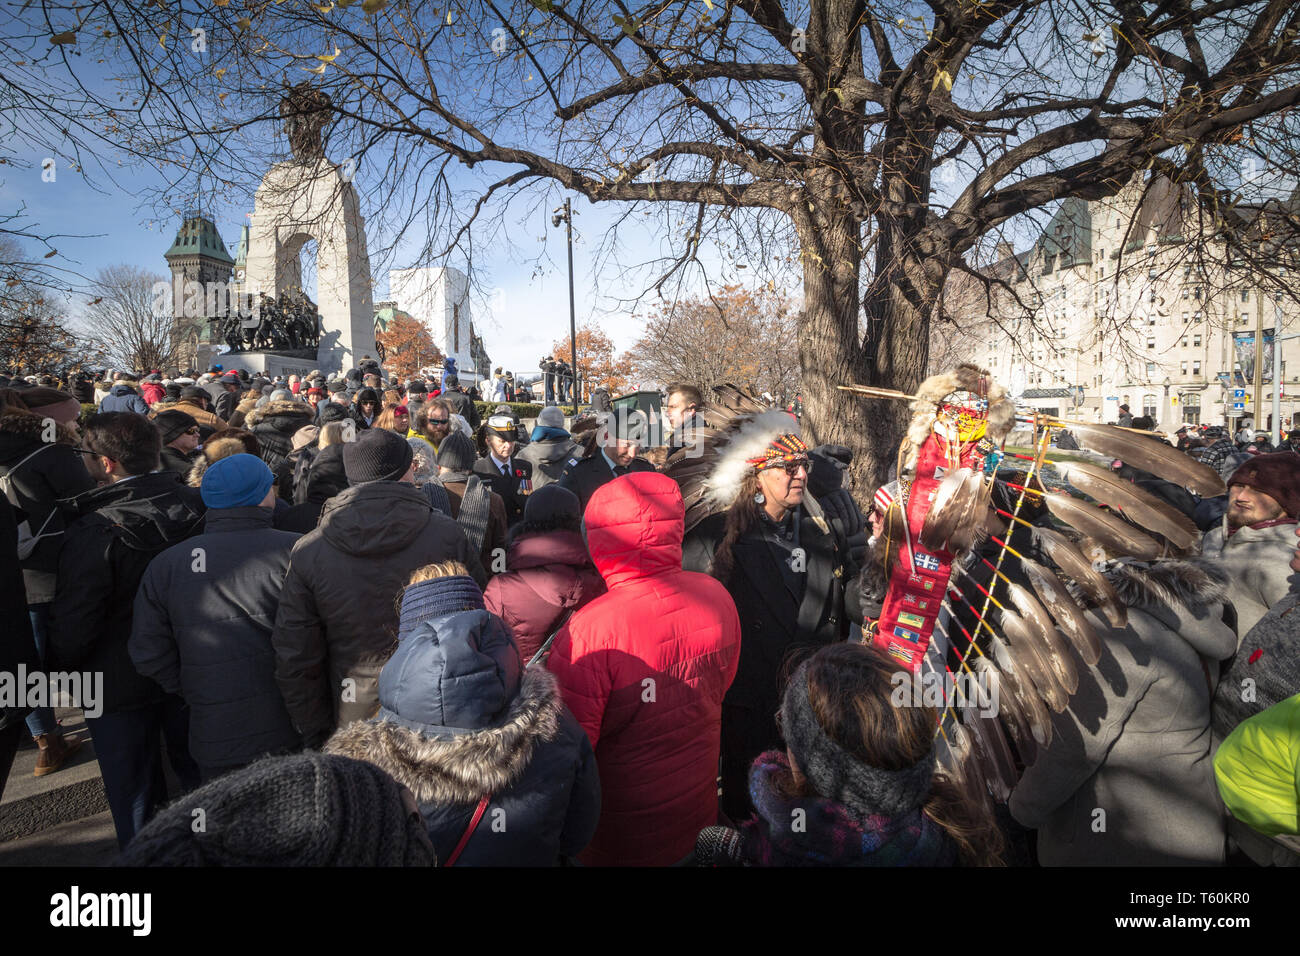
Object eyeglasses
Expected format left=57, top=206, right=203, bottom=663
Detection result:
left=428, top=418, right=449, bottom=426
left=184, top=427, right=200, bottom=436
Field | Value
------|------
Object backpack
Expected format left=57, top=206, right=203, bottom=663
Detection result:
left=0, top=444, right=61, bottom=560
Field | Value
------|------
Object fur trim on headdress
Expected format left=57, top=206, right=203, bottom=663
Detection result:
left=705, top=408, right=801, bottom=511
left=900, top=363, right=1014, bottom=476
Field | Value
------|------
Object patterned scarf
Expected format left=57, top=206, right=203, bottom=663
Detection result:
left=739, top=751, right=955, bottom=867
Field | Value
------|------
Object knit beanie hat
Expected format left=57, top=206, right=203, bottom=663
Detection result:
left=18, top=387, right=80, bottom=424
left=319, top=403, right=349, bottom=425
left=269, top=388, right=294, bottom=403
left=437, top=430, right=476, bottom=473
left=326, top=379, right=348, bottom=394
left=1227, top=452, right=1300, bottom=518
left=780, top=659, right=936, bottom=818
left=522, top=483, right=580, bottom=527
left=537, top=405, right=566, bottom=429
left=113, top=752, right=435, bottom=867
left=201, top=453, right=274, bottom=509
left=154, top=409, right=199, bottom=445
left=344, top=427, right=414, bottom=483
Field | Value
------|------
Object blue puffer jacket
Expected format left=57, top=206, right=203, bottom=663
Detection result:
left=98, top=384, right=150, bottom=415
left=324, top=574, right=600, bottom=866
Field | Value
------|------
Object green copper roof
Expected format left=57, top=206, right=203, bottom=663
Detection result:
left=232, top=223, right=249, bottom=270
left=164, top=215, right=235, bottom=265
left=1039, top=196, right=1092, bottom=270
left=374, top=305, right=414, bottom=332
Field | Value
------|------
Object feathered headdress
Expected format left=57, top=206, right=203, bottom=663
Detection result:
left=662, top=386, right=802, bottom=531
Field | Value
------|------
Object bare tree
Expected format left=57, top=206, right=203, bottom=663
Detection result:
left=627, top=284, right=800, bottom=401
left=80, top=265, right=173, bottom=372
left=9, top=1, right=1300, bottom=491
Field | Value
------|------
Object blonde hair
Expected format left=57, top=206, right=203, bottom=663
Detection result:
left=406, top=560, right=470, bottom=587
left=319, top=421, right=351, bottom=447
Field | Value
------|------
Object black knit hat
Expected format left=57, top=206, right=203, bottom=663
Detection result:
left=780, top=659, right=936, bottom=818
left=344, top=427, right=415, bottom=483
left=180, top=385, right=209, bottom=402
left=523, top=483, right=580, bottom=527
left=318, top=403, right=349, bottom=425
left=113, top=752, right=435, bottom=867
left=326, top=379, right=348, bottom=394
left=154, top=409, right=198, bottom=445
left=437, top=430, right=476, bottom=473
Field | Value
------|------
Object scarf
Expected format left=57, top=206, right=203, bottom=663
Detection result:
left=739, top=752, right=955, bottom=867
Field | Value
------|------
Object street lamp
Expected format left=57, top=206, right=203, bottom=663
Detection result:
left=1163, top=375, right=1172, bottom=430
left=552, top=198, right=579, bottom=416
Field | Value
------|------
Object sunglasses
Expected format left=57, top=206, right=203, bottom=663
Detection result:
left=764, top=457, right=812, bottom=477
left=184, top=427, right=200, bottom=436
left=428, top=418, right=449, bottom=426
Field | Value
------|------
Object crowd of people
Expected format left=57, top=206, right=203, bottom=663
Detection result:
left=0, top=364, right=1296, bottom=867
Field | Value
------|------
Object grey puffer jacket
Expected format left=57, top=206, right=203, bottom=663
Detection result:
left=271, top=480, right=487, bottom=747
left=325, top=577, right=600, bottom=866
left=1009, top=560, right=1236, bottom=866
left=1200, top=518, right=1299, bottom=645
left=129, top=507, right=302, bottom=771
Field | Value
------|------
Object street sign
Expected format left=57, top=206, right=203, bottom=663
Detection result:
left=1233, top=388, right=1247, bottom=399
left=1233, top=402, right=1246, bottom=410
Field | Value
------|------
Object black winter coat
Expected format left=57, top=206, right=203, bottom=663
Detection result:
left=271, top=481, right=488, bottom=747
left=303, top=444, right=348, bottom=504
left=245, top=400, right=316, bottom=477
left=47, top=472, right=206, bottom=714
left=556, top=453, right=656, bottom=513
left=473, top=455, right=533, bottom=526
left=0, top=412, right=95, bottom=579
left=129, top=507, right=302, bottom=770
left=214, top=388, right=239, bottom=422
left=159, top=445, right=198, bottom=478
left=683, top=502, right=853, bottom=818
left=443, top=388, right=481, bottom=432
left=0, top=497, right=39, bottom=734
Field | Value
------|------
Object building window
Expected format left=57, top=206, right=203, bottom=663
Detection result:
left=1147, top=316, right=1156, bottom=326
left=1147, top=337, right=1156, bottom=349
left=1181, top=337, right=1188, bottom=347
left=1146, top=363, right=1156, bottom=378
left=1242, top=289, right=1250, bottom=302
left=1182, top=288, right=1189, bottom=299
left=1193, top=360, right=1201, bottom=375
left=1194, top=311, right=1203, bottom=323
left=1143, top=394, right=1158, bottom=417
left=1193, top=334, right=1201, bottom=347
left=1242, top=312, right=1250, bottom=326
left=1180, top=361, right=1188, bottom=374
left=1098, top=264, right=1104, bottom=278
left=1194, top=287, right=1202, bottom=300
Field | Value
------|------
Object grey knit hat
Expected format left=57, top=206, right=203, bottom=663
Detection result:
left=437, top=430, right=476, bottom=473
left=113, top=752, right=435, bottom=866
left=781, top=659, right=936, bottom=818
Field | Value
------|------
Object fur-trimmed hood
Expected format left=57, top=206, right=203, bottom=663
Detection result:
left=188, top=434, right=258, bottom=488
left=902, top=364, right=1014, bottom=477
left=244, top=399, right=315, bottom=430
left=1102, top=558, right=1230, bottom=611
left=0, top=411, right=78, bottom=447
left=324, top=666, right=563, bottom=805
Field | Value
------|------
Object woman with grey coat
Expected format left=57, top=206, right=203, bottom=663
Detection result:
left=1008, top=560, right=1235, bottom=866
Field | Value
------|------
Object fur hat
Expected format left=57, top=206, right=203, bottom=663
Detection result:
left=1227, top=452, right=1300, bottom=518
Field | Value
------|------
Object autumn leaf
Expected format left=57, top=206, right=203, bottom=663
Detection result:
left=932, top=68, right=953, bottom=91
left=44, top=249, right=57, bottom=259
left=49, top=31, right=76, bottom=45
left=362, top=0, right=387, bottom=13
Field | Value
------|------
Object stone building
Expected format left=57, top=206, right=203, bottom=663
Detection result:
left=164, top=211, right=235, bottom=373
left=954, top=172, right=1299, bottom=433
left=386, top=266, right=491, bottom=384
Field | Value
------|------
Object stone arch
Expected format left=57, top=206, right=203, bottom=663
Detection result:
left=243, top=158, right=376, bottom=373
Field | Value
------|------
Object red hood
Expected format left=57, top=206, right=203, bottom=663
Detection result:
left=583, top=471, right=683, bottom=587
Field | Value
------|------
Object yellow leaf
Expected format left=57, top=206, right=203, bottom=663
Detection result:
left=304, top=62, right=327, bottom=73
left=932, top=68, right=953, bottom=91
left=214, top=67, right=226, bottom=78
left=702, top=0, right=713, bottom=8
left=214, top=0, right=230, bottom=5
left=237, top=17, right=251, bottom=30
left=219, top=92, right=229, bottom=103
left=446, top=8, right=454, bottom=24
left=362, top=0, right=387, bottom=12
left=317, top=46, right=341, bottom=62
left=315, top=2, right=335, bottom=11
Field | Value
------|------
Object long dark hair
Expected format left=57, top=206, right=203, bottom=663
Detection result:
left=776, top=642, right=1006, bottom=866
left=710, top=471, right=764, bottom=586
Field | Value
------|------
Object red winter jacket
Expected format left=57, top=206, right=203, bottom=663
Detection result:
left=483, top=528, right=605, bottom=662
left=141, top=382, right=165, bottom=405
left=547, top=472, right=741, bottom=866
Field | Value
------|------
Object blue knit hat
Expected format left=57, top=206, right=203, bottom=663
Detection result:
left=201, top=453, right=274, bottom=509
